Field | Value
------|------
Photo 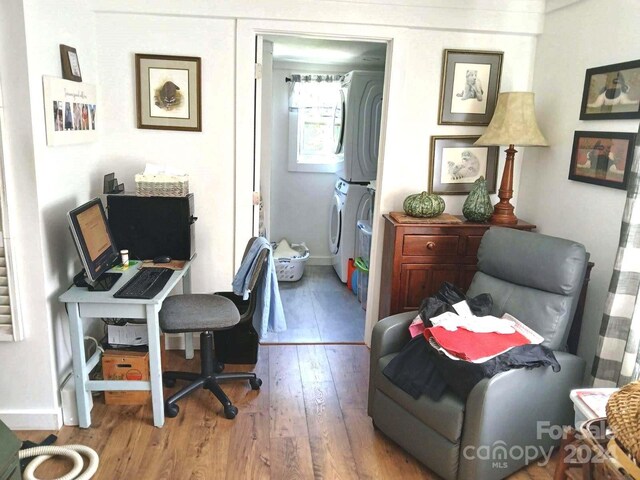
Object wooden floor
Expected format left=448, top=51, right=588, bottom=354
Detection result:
left=23, top=345, right=569, bottom=479
left=262, top=266, right=366, bottom=343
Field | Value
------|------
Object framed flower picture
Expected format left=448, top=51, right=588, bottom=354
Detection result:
left=429, top=136, right=499, bottom=194
left=135, top=54, right=202, bottom=131
left=438, top=50, right=503, bottom=125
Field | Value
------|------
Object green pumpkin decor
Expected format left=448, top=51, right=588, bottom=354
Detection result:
left=403, top=191, right=445, bottom=218
left=462, top=176, right=494, bottom=222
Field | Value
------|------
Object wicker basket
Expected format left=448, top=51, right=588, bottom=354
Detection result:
left=135, top=174, right=189, bottom=197
left=606, top=381, right=640, bottom=465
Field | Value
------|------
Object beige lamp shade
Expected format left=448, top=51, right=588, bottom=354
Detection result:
left=474, top=92, right=548, bottom=147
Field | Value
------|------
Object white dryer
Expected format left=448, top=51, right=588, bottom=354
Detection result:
left=335, top=70, right=384, bottom=183
left=329, top=179, right=369, bottom=283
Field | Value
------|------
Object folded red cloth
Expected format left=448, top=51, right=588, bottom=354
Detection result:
left=424, top=326, right=531, bottom=361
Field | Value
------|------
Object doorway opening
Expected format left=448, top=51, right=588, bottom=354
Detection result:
left=255, top=35, right=387, bottom=344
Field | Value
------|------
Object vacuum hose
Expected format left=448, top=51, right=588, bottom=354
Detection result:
left=18, top=445, right=99, bottom=480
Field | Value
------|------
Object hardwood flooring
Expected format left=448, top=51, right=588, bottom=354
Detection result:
left=23, top=345, right=567, bottom=479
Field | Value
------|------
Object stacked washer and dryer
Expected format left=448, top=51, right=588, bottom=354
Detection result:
left=329, top=70, right=384, bottom=283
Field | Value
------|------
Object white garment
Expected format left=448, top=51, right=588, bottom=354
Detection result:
left=430, top=311, right=516, bottom=334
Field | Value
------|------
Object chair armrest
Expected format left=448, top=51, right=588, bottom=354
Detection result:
left=459, top=351, right=586, bottom=480
left=368, top=311, right=416, bottom=416
left=370, top=311, right=416, bottom=362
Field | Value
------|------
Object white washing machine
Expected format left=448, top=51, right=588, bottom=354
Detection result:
left=335, top=70, right=384, bottom=183
left=329, top=179, right=369, bottom=283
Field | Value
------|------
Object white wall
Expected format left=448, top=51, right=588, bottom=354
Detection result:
left=518, top=0, right=640, bottom=382
left=0, top=0, right=99, bottom=429
left=269, top=62, right=376, bottom=263
left=94, top=14, right=237, bottom=294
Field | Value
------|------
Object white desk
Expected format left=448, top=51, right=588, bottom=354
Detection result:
left=59, top=259, right=194, bottom=428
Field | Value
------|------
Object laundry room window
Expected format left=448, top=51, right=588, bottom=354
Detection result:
left=288, top=74, right=343, bottom=173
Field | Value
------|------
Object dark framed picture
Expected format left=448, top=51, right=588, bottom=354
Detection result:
left=579, top=60, right=640, bottom=120
left=429, top=136, right=499, bottom=194
left=135, top=54, right=201, bottom=131
left=60, top=45, right=82, bottom=82
left=568, top=131, right=636, bottom=190
left=438, top=50, right=503, bottom=125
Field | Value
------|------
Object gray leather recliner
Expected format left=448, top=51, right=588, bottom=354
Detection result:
left=368, top=228, right=588, bottom=480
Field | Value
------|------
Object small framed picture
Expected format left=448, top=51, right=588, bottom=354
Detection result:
left=135, top=54, right=202, bottom=131
left=429, top=136, right=499, bottom=194
left=579, top=60, right=640, bottom=120
left=60, top=45, right=82, bottom=82
left=568, top=131, right=636, bottom=190
left=438, top=50, right=503, bottom=125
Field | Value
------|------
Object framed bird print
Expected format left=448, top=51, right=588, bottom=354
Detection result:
left=135, top=54, right=202, bottom=131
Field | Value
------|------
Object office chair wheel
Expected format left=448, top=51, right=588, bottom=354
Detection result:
left=223, top=404, right=238, bottom=419
left=163, top=378, right=176, bottom=388
left=214, top=361, right=224, bottom=373
left=249, top=378, right=262, bottom=390
left=165, top=403, right=180, bottom=418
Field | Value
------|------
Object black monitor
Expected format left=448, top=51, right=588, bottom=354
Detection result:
left=67, top=198, right=121, bottom=290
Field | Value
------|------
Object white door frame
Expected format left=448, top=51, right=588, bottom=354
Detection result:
left=235, top=19, right=404, bottom=345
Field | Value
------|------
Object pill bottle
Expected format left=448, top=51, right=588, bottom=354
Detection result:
left=120, top=249, right=129, bottom=267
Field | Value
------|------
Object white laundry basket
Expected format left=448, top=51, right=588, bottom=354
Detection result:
left=273, top=242, right=310, bottom=282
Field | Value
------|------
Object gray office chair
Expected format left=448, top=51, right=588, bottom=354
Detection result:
left=368, top=228, right=588, bottom=480
left=159, top=238, right=266, bottom=419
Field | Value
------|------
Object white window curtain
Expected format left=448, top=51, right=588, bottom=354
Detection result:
left=288, top=74, right=343, bottom=111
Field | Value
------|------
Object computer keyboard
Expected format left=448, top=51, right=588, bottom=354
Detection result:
left=113, top=267, right=174, bottom=299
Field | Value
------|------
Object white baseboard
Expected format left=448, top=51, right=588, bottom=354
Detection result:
left=307, top=256, right=332, bottom=266
left=0, top=408, right=63, bottom=430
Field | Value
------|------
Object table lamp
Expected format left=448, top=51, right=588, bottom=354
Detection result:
left=474, top=92, right=548, bottom=225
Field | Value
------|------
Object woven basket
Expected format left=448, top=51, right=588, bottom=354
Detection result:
left=135, top=174, right=189, bottom=197
left=606, top=380, right=640, bottom=464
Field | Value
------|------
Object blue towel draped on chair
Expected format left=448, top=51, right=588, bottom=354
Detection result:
left=232, top=237, right=286, bottom=338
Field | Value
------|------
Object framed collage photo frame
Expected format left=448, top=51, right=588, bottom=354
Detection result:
left=135, top=54, right=202, bottom=131
left=579, top=59, right=640, bottom=120
left=43, top=76, right=97, bottom=146
left=568, top=131, right=636, bottom=190
left=438, top=50, right=503, bottom=125
left=429, top=136, right=499, bottom=195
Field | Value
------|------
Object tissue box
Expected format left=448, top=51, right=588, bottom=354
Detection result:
left=135, top=173, right=189, bottom=197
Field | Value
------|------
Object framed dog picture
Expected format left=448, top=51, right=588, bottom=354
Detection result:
left=438, top=50, right=503, bottom=125
left=579, top=60, right=640, bottom=120
left=135, top=53, right=202, bottom=131
left=429, top=136, right=499, bottom=194
left=568, top=131, right=636, bottom=190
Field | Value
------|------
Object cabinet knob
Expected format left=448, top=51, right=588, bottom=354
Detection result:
left=426, top=242, right=436, bottom=250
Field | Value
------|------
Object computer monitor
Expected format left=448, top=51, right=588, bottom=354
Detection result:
left=67, top=197, right=120, bottom=289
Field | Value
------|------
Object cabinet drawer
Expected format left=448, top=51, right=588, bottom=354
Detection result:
left=403, top=235, right=459, bottom=256
left=466, top=235, right=484, bottom=256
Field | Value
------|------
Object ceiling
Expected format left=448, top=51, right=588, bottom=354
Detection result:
left=264, top=35, right=387, bottom=68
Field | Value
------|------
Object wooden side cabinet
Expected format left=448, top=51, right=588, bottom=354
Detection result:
left=378, top=214, right=536, bottom=319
